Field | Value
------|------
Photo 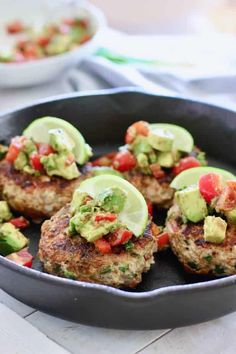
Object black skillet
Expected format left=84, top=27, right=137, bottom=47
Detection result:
left=0, top=88, right=236, bottom=329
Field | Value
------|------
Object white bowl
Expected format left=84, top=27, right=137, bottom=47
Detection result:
left=0, top=0, right=106, bottom=88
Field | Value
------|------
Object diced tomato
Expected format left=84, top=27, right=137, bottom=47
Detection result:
left=6, top=248, right=33, bottom=268
left=23, top=43, right=39, bottom=59
left=94, top=238, right=111, bottom=254
left=10, top=216, right=29, bottom=229
left=91, top=152, right=116, bottom=167
left=79, top=19, right=89, bottom=29
left=125, top=121, right=149, bottom=144
left=95, top=213, right=117, bottom=222
left=37, top=143, right=54, bottom=156
left=30, top=153, right=44, bottom=172
left=227, top=180, right=236, bottom=191
left=150, top=163, right=165, bottom=179
left=5, top=136, right=26, bottom=163
left=37, top=36, right=50, bottom=47
left=172, top=157, right=201, bottom=176
left=108, top=229, right=133, bottom=247
left=157, top=232, right=169, bottom=251
left=6, top=20, right=24, bottom=34
left=80, top=34, right=91, bottom=44
left=112, top=150, right=136, bottom=172
left=63, top=18, right=77, bottom=26
left=146, top=200, right=153, bottom=216
left=216, top=186, right=236, bottom=211
left=199, top=173, right=223, bottom=203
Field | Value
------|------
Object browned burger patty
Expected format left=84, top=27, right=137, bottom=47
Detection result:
left=124, top=170, right=174, bottom=208
left=0, top=160, right=86, bottom=220
left=39, top=205, right=158, bottom=288
left=166, top=205, right=236, bottom=276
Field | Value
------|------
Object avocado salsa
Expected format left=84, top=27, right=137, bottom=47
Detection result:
left=5, top=128, right=80, bottom=179
left=170, top=173, right=236, bottom=243
left=91, top=121, right=206, bottom=179
left=68, top=187, right=136, bottom=254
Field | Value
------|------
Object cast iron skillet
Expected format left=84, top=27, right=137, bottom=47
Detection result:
left=0, top=88, right=236, bottom=329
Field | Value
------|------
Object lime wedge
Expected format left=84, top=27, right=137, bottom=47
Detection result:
left=150, top=123, right=194, bottom=153
left=77, top=175, right=148, bottom=237
left=23, top=116, right=92, bottom=164
left=91, top=167, right=123, bottom=178
left=171, top=167, right=236, bottom=190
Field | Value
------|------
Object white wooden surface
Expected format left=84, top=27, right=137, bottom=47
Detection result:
left=0, top=64, right=236, bottom=354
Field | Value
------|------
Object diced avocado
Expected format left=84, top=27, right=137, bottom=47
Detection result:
left=22, top=139, right=37, bottom=155
left=132, top=136, right=153, bottom=155
left=204, top=216, right=227, bottom=244
left=41, top=153, right=80, bottom=180
left=0, top=144, right=8, bottom=160
left=225, top=208, right=236, bottom=225
left=70, top=191, right=88, bottom=213
left=96, top=187, right=127, bottom=213
left=148, top=129, right=174, bottom=152
left=49, top=128, right=74, bottom=153
left=137, top=153, right=149, bottom=168
left=157, top=151, right=175, bottom=168
left=0, top=201, right=12, bottom=223
left=14, top=152, right=28, bottom=171
left=175, top=186, right=208, bottom=223
left=0, top=223, right=28, bottom=256
left=45, top=34, right=72, bottom=55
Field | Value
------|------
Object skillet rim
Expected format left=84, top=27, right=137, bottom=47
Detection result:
left=0, top=86, right=236, bottom=299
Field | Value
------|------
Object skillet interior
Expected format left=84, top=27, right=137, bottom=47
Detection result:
left=1, top=88, right=236, bottom=292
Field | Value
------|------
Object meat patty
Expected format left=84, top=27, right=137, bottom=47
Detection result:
left=39, top=205, right=158, bottom=288
left=0, top=160, right=87, bottom=220
left=124, top=170, right=174, bottom=208
left=166, top=205, right=236, bottom=276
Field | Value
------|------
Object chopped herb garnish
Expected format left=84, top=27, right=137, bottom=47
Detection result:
left=100, top=266, right=112, bottom=274
left=125, top=240, right=134, bottom=251
left=197, top=151, right=207, bottom=166
left=119, top=264, right=129, bottom=273
left=215, top=265, right=225, bottom=275
left=187, top=261, right=199, bottom=270
left=204, top=255, right=213, bottom=263
left=64, top=270, right=77, bottom=280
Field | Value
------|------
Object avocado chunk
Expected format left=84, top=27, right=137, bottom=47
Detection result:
left=0, top=223, right=28, bottom=256
left=148, top=129, right=174, bottom=152
left=225, top=208, right=236, bottom=225
left=41, top=153, right=80, bottom=180
left=70, top=191, right=88, bottom=213
left=14, top=152, right=28, bottom=171
left=137, top=153, right=149, bottom=168
left=96, top=187, right=127, bottom=213
left=132, top=136, right=153, bottom=155
left=203, top=216, right=227, bottom=244
left=0, top=201, right=12, bottom=222
left=49, top=128, right=74, bottom=153
left=175, top=185, right=208, bottom=223
left=157, top=151, right=175, bottom=168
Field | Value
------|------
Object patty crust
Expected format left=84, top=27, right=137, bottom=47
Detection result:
left=39, top=205, right=158, bottom=288
left=166, top=205, right=236, bottom=276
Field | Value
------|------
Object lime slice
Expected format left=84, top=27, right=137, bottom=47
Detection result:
left=150, top=123, right=194, bottom=153
left=91, top=167, right=123, bottom=178
left=171, top=167, right=236, bottom=190
left=23, top=116, right=92, bottom=164
left=77, top=175, right=148, bottom=237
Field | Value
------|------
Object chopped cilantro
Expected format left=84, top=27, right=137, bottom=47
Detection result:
left=119, top=264, right=129, bottom=273
left=125, top=240, right=134, bottom=251
left=215, top=265, right=225, bottom=275
left=187, top=261, right=199, bottom=270
left=100, top=266, right=112, bottom=274
left=204, top=255, right=213, bottom=263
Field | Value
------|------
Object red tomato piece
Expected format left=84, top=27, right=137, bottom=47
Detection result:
left=23, top=43, right=39, bottom=59
left=108, top=229, right=133, bottom=247
left=172, top=157, right=201, bottom=176
left=37, top=36, right=50, bottom=47
left=6, top=248, right=33, bottom=268
left=5, top=136, right=26, bottom=162
left=6, top=20, right=24, bottom=34
left=37, top=143, right=54, bottom=156
left=79, top=19, right=89, bottom=28
left=63, top=18, right=77, bottom=26
left=216, top=186, right=236, bottom=211
left=30, top=153, right=44, bottom=172
left=95, top=213, right=117, bottom=222
left=10, top=216, right=30, bottom=229
left=80, top=34, right=91, bottom=44
left=199, top=173, right=223, bottom=203
left=94, top=238, right=111, bottom=254
left=125, top=121, right=149, bottom=144
left=112, top=150, right=136, bottom=172
left=150, top=163, right=165, bottom=179
left=146, top=200, right=153, bottom=216
left=157, top=232, right=170, bottom=251
left=91, top=152, right=116, bottom=167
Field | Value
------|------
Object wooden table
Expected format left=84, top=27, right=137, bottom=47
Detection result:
left=0, top=66, right=236, bottom=354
